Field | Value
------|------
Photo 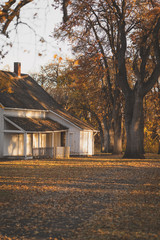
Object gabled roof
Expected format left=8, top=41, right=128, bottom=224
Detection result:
left=0, top=70, right=95, bottom=131
left=5, top=116, right=68, bottom=132
left=0, top=71, right=60, bottom=110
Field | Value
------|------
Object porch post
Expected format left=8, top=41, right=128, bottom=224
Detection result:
left=24, top=133, right=27, bottom=159
left=92, top=132, right=94, bottom=155
left=38, top=133, right=40, bottom=148
left=52, top=132, right=54, bottom=157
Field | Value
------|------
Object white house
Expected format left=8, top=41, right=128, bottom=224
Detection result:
left=0, top=63, right=97, bottom=159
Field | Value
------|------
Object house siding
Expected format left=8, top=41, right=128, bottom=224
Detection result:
left=68, top=131, right=80, bottom=155
left=48, top=111, right=82, bottom=155
left=0, top=107, right=95, bottom=158
left=0, top=108, right=4, bottom=157
left=80, top=131, right=94, bottom=155
left=4, top=108, right=46, bottom=119
left=4, top=133, right=24, bottom=156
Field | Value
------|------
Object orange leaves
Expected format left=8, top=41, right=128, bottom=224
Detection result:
left=147, top=7, right=160, bottom=17
left=53, top=54, right=63, bottom=63
left=68, top=0, right=72, bottom=5
left=0, top=10, right=7, bottom=23
left=143, top=6, right=160, bottom=30
left=58, top=56, right=63, bottom=63
left=97, top=53, right=104, bottom=60
left=73, top=60, right=79, bottom=66
left=144, top=86, right=160, bottom=153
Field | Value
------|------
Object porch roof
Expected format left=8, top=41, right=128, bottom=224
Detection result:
left=5, top=116, right=68, bottom=132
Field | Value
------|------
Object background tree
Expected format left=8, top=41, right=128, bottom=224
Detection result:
left=54, top=0, right=124, bottom=154
left=54, top=0, right=160, bottom=158
left=35, top=54, right=123, bottom=153
left=66, top=55, right=124, bottom=154
left=144, top=81, right=160, bottom=154
left=0, top=0, right=34, bottom=91
left=31, top=55, right=70, bottom=107
left=0, top=0, right=33, bottom=58
left=63, top=55, right=114, bottom=153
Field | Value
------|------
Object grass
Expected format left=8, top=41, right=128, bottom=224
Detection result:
left=0, top=154, right=160, bottom=240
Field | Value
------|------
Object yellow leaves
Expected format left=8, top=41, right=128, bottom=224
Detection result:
left=53, top=54, right=63, bottom=63
left=58, top=56, right=62, bottom=63
left=66, top=57, right=73, bottom=62
left=0, top=15, right=7, bottom=23
left=73, top=60, right=79, bottom=66
left=97, top=53, right=104, bottom=59
left=68, top=0, right=72, bottom=5
left=147, top=7, right=160, bottom=17
left=144, top=88, right=159, bottom=153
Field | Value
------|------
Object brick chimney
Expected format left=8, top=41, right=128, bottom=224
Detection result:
left=14, top=62, right=21, bottom=77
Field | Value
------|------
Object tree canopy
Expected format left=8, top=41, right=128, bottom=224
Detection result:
left=54, top=0, right=160, bottom=158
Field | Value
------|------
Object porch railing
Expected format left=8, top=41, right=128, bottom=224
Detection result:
left=32, top=147, right=54, bottom=158
left=32, top=147, right=70, bottom=159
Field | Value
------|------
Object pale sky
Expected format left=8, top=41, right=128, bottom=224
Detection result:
left=1, top=0, right=72, bottom=74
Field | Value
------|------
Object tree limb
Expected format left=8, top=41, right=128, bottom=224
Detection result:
left=2, top=0, right=33, bottom=35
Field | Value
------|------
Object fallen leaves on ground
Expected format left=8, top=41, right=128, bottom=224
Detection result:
left=0, top=154, right=159, bottom=240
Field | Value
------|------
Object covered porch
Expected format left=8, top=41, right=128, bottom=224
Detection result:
left=3, top=116, right=69, bottom=159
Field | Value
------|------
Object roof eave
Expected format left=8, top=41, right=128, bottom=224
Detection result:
left=49, top=110, right=83, bottom=130
left=26, top=129, right=68, bottom=134
left=3, top=107, right=49, bottom=112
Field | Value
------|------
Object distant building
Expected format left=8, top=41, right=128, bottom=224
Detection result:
left=0, top=63, right=97, bottom=159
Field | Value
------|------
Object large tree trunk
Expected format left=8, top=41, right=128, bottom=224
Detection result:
left=123, top=91, right=145, bottom=159
left=112, top=89, right=122, bottom=154
left=113, top=112, right=122, bottom=154
left=103, top=115, right=114, bottom=153
left=158, top=138, right=160, bottom=154
left=99, top=127, right=104, bottom=152
left=103, top=127, right=109, bottom=152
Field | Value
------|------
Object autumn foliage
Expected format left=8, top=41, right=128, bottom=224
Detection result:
left=53, top=0, right=160, bottom=158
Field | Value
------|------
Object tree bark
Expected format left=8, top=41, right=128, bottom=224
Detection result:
left=103, top=127, right=109, bottom=152
left=99, top=127, right=104, bottom=153
left=158, top=139, right=160, bottom=154
left=112, top=89, right=122, bottom=154
left=102, top=116, right=113, bottom=153
left=113, top=112, right=122, bottom=154
left=123, top=90, right=145, bottom=159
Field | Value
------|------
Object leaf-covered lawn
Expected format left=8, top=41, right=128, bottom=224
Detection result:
left=0, top=154, right=160, bottom=240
